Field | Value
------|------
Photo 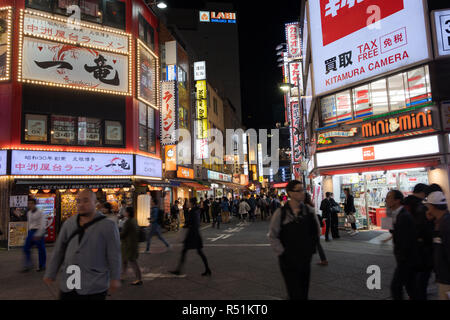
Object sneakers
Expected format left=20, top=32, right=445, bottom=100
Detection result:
left=350, top=230, right=359, bottom=236
left=36, top=267, right=46, bottom=272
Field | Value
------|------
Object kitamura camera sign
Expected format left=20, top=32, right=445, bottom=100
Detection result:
left=309, top=0, right=431, bottom=96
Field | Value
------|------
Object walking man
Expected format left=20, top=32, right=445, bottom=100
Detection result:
left=320, top=193, right=332, bottom=242
left=43, top=190, right=121, bottom=300
left=145, top=197, right=170, bottom=253
left=425, top=190, right=450, bottom=300
left=387, top=190, right=418, bottom=300
left=269, top=180, right=320, bottom=300
left=23, top=198, right=47, bottom=272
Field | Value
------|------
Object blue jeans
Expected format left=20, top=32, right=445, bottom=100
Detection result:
left=146, top=224, right=170, bottom=251
left=23, top=229, right=46, bottom=268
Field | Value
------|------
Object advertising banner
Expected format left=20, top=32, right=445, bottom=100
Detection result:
left=289, top=61, right=302, bottom=97
left=195, top=138, right=209, bottom=160
left=177, top=166, right=194, bottom=179
left=11, top=150, right=133, bottom=176
left=309, top=0, right=431, bottom=95
left=22, top=37, right=129, bottom=94
left=136, top=155, right=162, bottom=178
left=138, top=40, right=158, bottom=108
left=164, top=145, right=177, bottom=171
left=0, top=8, right=12, bottom=81
left=161, top=81, right=177, bottom=145
left=207, top=170, right=232, bottom=182
left=285, top=22, right=301, bottom=59
left=290, top=100, right=303, bottom=163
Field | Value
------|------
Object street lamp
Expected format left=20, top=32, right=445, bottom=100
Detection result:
left=148, top=1, right=168, bottom=9
left=279, top=83, right=292, bottom=93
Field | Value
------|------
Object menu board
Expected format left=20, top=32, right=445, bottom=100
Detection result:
left=51, top=115, right=76, bottom=144
left=8, top=222, right=28, bottom=249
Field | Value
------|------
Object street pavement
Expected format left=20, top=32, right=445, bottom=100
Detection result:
left=0, top=217, right=439, bottom=300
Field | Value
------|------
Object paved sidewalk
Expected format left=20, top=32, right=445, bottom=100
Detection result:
left=0, top=218, right=439, bottom=300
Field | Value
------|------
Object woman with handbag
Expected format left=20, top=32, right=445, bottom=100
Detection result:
left=344, top=188, right=358, bottom=236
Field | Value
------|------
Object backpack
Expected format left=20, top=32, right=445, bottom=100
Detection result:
left=157, top=208, right=165, bottom=225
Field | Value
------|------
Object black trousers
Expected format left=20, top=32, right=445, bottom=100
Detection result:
left=414, top=269, right=432, bottom=300
left=60, top=290, right=107, bottom=300
left=391, top=264, right=416, bottom=300
left=177, top=247, right=210, bottom=272
left=325, top=217, right=331, bottom=240
left=317, top=241, right=327, bottom=262
left=331, top=214, right=340, bottom=238
left=279, top=258, right=312, bottom=300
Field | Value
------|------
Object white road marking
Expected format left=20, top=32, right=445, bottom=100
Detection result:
left=141, top=272, right=187, bottom=280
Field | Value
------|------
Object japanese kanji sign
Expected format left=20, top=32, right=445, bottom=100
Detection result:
left=285, top=22, right=301, bottom=59
left=21, top=37, right=129, bottom=94
left=290, top=100, right=303, bottom=163
left=23, top=12, right=129, bottom=53
left=309, top=0, right=431, bottom=95
left=11, top=150, right=133, bottom=176
left=289, top=61, right=302, bottom=97
left=160, top=81, right=177, bottom=145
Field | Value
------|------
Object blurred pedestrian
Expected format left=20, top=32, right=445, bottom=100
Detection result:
left=248, top=195, right=256, bottom=222
left=269, top=180, right=320, bottom=300
left=387, top=190, right=417, bottom=300
left=22, top=198, right=47, bottom=272
left=102, top=202, right=118, bottom=225
left=171, top=200, right=180, bottom=231
left=199, top=197, right=205, bottom=223
left=425, top=190, right=450, bottom=300
left=170, top=198, right=211, bottom=276
left=145, top=197, right=170, bottom=253
left=118, top=200, right=127, bottom=232
left=120, top=207, right=142, bottom=285
left=221, top=197, right=231, bottom=223
left=212, top=198, right=222, bottom=229
left=239, top=198, right=251, bottom=221
left=204, top=197, right=211, bottom=223
left=404, top=183, right=434, bottom=300
left=329, top=193, right=340, bottom=239
left=344, top=188, right=358, bottom=235
left=306, top=192, right=328, bottom=266
left=43, top=190, right=121, bottom=300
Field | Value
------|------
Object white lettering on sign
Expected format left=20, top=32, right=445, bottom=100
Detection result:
left=66, top=265, right=81, bottom=290
left=325, top=0, right=365, bottom=18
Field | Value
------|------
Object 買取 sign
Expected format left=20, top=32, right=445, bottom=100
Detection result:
left=308, top=0, right=431, bottom=95
left=11, top=150, right=133, bottom=176
left=431, top=9, right=450, bottom=58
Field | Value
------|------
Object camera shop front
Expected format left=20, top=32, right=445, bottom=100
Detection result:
left=314, top=105, right=447, bottom=231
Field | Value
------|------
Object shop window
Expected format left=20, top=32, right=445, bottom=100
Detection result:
left=56, top=0, right=102, bottom=23
left=138, top=14, right=155, bottom=50
left=369, top=79, right=389, bottom=115
left=147, top=106, right=156, bottom=154
left=25, top=114, right=48, bottom=142
left=387, top=73, right=407, bottom=111
left=405, top=66, right=431, bottom=107
left=320, top=94, right=337, bottom=126
left=103, top=0, right=125, bottom=30
left=51, top=115, right=76, bottom=145
left=78, top=117, right=101, bottom=146
left=353, top=85, right=372, bottom=118
left=179, top=107, right=188, bottom=129
left=26, top=0, right=53, bottom=13
left=139, top=125, right=148, bottom=151
left=105, top=120, right=123, bottom=145
left=335, top=90, right=352, bottom=122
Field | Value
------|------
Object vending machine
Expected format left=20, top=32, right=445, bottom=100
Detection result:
left=35, top=194, right=56, bottom=243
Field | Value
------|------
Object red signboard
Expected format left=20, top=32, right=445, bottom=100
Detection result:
left=320, top=0, right=405, bottom=46
left=362, top=146, right=375, bottom=161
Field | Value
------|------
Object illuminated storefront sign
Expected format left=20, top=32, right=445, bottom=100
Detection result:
left=199, top=11, right=236, bottom=24
left=165, top=145, right=177, bottom=171
left=285, top=22, right=301, bottom=59
left=316, top=135, right=440, bottom=167
left=0, top=7, right=12, bottom=82
left=11, top=150, right=133, bottom=176
left=161, top=81, right=177, bottom=145
left=196, top=80, right=208, bottom=139
left=432, top=9, right=450, bottom=58
left=194, top=61, right=206, bottom=80
left=195, top=138, right=209, bottom=160
left=135, top=155, right=162, bottom=178
left=308, top=0, right=431, bottom=95
left=177, top=166, right=194, bottom=179
left=290, top=100, right=303, bottom=163
left=257, top=143, right=263, bottom=182
left=316, top=106, right=438, bottom=151
left=207, top=170, right=232, bottom=182
left=289, top=61, right=302, bottom=97
left=0, top=150, right=6, bottom=175
left=18, top=10, right=132, bottom=95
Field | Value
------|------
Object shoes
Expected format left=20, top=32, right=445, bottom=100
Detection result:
left=130, top=280, right=143, bottom=286
left=169, top=270, right=182, bottom=276
left=317, top=261, right=329, bottom=266
left=350, top=231, right=358, bottom=236
left=20, top=267, right=31, bottom=273
left=201, top=269, right=212, bottom=277
left=36, top=267, right=46, bottom=272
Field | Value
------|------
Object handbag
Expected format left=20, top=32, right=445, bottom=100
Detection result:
left=347, top=214, right=356, bottom=223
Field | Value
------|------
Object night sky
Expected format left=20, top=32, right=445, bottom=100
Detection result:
left=162, top=0, right=301, bottom=129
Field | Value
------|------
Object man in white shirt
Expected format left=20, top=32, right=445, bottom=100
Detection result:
left=23, top=198, right=47, bottom=272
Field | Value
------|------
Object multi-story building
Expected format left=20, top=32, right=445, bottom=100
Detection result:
left=301, top=0, right=450, bottom=229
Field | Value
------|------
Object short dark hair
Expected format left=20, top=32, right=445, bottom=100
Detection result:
left=189, top=197, right=197, bottom=206
left=103, top=202, right=112, bottom=212
left=286, top=180, right=303, bottom=193
left=389, top=190, right=404, bottom=202
left=125, top=207, right=134, bottom=218
left=325, top=192, right=331, bottom=198
left=426, top=183, right=443, bottom=196
left=152, top=197, right=159, bottom=206
left=305, top=192, right=313, bottom=206
left=413, top=183, right=428, bottom=194
left=121, top=200, right=126, bottom=205
left=174, top=200, right=179, bottom=204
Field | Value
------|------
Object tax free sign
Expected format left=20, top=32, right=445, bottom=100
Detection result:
left=308, top=0, right=431, bottom=96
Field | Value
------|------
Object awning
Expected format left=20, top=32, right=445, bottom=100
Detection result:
left=15, top=179, right=132, bottom=189
left=181, top=182, right=210, bottom=191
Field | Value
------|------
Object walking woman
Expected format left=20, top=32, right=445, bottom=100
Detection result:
left=120, top=207, right=142, bottom=285
left=239, top=198, right=251, bottom=221
left=170, top=198, right=211, bottom=276
left=344, top=188, right=358, bottom=235
left=306, top=192, right=328, bottom=266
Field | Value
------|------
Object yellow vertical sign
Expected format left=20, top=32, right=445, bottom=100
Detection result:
left=196, top=80, right=208, bottom=139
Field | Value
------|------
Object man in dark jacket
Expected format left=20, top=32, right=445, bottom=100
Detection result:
left=387, top=190, right=418, bottom=300
left=404, top=183, right=434, bottom=300
left=203, top=198, right=211, bottom=224
left=320, top=192, right=333, bottom=241
left=425, top=191, right=450, bottom=300
left=248, top=195, right=257, bottom=222
left=268, top=180, right=320, bottom=300
left=211, top=198, right=221, bottom=229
